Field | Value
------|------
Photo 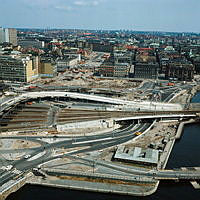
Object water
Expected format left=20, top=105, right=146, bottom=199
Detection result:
left=166, top=123, right=200, bottom=168
left=5, top=181, right=200, bottom=200
left=191, top=92, right=200, bottom=103
left=6, top=93, right=200, bottom=200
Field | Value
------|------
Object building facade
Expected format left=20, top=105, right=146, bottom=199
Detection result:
left=113, top=63, right=130, bottom=77
left=134, top=63, right=159, bottom=79
left=0, top=55, right=38, bottom=82
left=39, top=58, right=56, bottom=78
left=165, top=63, right=194, bottom=81
left=5, top=28, right=18, bottom=46
left=96, top=65, right=114, bottom=77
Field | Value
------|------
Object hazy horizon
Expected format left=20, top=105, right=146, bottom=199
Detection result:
left=0, top=0, right=199, bottom=33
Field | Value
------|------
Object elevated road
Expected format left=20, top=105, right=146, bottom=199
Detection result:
left=115, top=113, right=197, bottom=121
left=0, top=91, right=184, bottom=112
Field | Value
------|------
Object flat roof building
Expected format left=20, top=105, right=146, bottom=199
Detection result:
left=5, top=28, right=18, bottom=46
left=114, top=146, right=159, bottom=166
left=0, top=55, right=38, bottom=82
left=39, top=58, right=56, bottom=78
left=133, top=63, right=159, bottom=79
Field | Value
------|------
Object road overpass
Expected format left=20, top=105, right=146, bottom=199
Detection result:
left=114, top=113, right=197, bottom=122
left=0, top=91, right=184, bottom=113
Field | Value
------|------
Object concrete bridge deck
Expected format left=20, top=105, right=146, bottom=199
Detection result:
left=0, top=91, right=184, bottom=113
left=114, top=113, right=197, bottom=121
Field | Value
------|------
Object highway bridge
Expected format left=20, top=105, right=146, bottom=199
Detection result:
left=0, top=91, right=184, bottom=113
left=114, top=113, right=198, bottom=122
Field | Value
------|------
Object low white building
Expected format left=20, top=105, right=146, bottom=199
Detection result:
left=114, top=146, right=159, bottom=166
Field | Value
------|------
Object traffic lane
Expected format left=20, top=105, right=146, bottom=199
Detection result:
left=14, top=150, right=52, bottom=171
left=8, top=123, right=152, bottom=181
left=40, top=123, right=150, bottom=158
left=0, top=122, right=151, bottom=183
left=0, top=121, right=150, bottom=166
left=42, top=123, right=152, bottom=162
left=13, top=132, right=137, bottom=171
left=0, top=124, right=135, bottom=169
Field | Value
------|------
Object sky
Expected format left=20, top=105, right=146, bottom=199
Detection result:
left=0, top=0, right=199, bottom=32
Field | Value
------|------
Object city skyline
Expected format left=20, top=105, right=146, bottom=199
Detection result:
left=0, top=0, right=200, bottom=33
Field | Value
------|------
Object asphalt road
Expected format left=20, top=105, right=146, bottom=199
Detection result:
left=0, top=121, right=152, bottom=186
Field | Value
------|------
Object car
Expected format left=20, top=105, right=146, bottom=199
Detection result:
left=24, top=154, right=31, bottom=159
left=135, top=132, right=142, bottom=136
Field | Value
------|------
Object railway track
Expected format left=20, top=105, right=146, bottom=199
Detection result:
left=0, top=119, right=45, bottom=124
left=1, top=103, right=199, bottom=132
left=0, top=124, right=45, bottom=131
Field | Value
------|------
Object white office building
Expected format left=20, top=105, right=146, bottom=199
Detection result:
left=0, top=27, right=17, bottom=46
left=5, top=28, right=17, bottom=46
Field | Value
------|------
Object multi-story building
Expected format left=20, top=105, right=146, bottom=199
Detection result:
left=113, top=63, right=130, bottom=77
left=96, top=65, right=114, bottom=77
left=91, top=42, right=113, bottom=53
left=114, top=51, right=134, bottom=64
left=0, top=55, right=39, bottom=82
left=133, top=63, right=159, bottom=79
left=5, top=28, right=18, bottom=46
left=95, top=63, right=130, bottom=78
left=56, top=59, right=69, bottom=72
left=95, top=50, right=134, bottom=78
left=192, top=56, right=200, bottom=74
left=0, top=27, right=5, bottom=44
left=165, top=63, right=194, bottom=81
left=133, top=48, right=159, bottom=79
left=159, top=52, right=184, bottom=74
left=39, top=58, right=56, bottom=78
